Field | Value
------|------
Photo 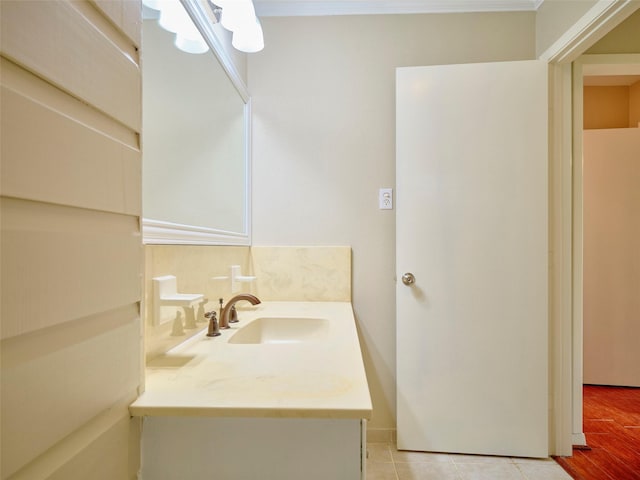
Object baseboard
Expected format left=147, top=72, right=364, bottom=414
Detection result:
left=366, top=428, right=396, bottom=444
left=572, top=432, right=587, bottom=447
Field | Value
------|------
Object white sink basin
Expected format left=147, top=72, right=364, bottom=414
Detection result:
left=229, top=317, right=329, bottom=344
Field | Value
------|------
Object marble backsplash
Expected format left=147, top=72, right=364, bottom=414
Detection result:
left=251, top=246, right=351, bottom=302
left=144, top=245, right=351, bottom=360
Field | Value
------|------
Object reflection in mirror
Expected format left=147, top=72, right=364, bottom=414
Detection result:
left=142, top=1, right=250, bottom=245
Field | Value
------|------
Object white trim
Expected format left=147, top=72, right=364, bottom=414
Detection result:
left=539, top=0, right=640, bottom=64
left=571, top=58, right=585, bottom=450
left=143, top=219, right=250, bottom=245
left=245, top=97, right=253, bottom=244
left=559, top=62, right=574, bottom=456
left=572, top=433, right=587, bottom=447
left=548, top=62, right=574, bottom=457
left=181, top=0, right=249, bottom=101
left=254, top=0, right=541, bottom=17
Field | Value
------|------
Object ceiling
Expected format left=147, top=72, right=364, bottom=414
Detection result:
left=253, top=0, right=544, bottom=17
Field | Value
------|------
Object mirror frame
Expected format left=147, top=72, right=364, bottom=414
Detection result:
left=142, top=0, right=251, bottom=246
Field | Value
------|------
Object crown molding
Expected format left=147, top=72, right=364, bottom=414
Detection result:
left=538, top=0, right=639, bottom=63
left=253, top=0, right=543, bottom=17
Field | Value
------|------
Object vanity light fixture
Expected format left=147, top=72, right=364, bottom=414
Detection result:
left=144, top=0, right=264, bottom=54
left=231, top=15, right=264, bottom=53
left=211, top=0, right=265, bottom=53
left=143, top=0, right=210, bottom=54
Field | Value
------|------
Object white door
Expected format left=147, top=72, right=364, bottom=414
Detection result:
left=396, top=60, right=549, bottom=458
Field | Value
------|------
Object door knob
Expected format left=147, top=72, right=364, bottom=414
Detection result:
left=402, top=272, right=415, bottom=286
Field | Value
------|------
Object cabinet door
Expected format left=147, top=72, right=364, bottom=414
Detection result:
left=141, top=417, right=363, bottom=479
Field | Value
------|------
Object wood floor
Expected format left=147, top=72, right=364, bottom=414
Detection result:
left=554, top=385, right=640, bottom=480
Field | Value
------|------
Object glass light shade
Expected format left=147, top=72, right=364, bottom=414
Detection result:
left=158, top=1, right=192, bottom=34
left=175, top=33, right=209, bottom=54
left=220, top=0, right=255, bottom=32
left=231, top=17, right=263, bottom=53
left=142, top=0, right=164, bottom=11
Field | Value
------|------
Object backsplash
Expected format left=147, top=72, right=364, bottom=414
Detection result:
left=144, top=245, right=351, bottom=360
left=251, top=246, right=351, bottom=301
left=144, top=245, right=252, bottom=359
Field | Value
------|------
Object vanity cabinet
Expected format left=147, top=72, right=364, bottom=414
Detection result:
left=140, top=416, right=366, bottom=479
left=131, top=302, right=372, bottom=479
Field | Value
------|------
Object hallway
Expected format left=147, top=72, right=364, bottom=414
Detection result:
left=554, top=385, right=640, bottom=480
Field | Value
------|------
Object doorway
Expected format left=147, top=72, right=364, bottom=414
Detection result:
left=571, top=54, right=640, bottom=449
left=581, top=68, right=640, bottom=388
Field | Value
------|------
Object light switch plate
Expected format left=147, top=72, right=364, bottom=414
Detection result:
left=379, top=188, right=393, bottom=210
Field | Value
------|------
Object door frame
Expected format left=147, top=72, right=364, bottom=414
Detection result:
left=572, top=52, right=640, bottom=445
left=542, top=1, right=640, bottom=456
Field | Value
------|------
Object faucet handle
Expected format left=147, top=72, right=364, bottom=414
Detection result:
left=205, top=311, right=221, bottom=337
left=229, top=305, right=238, bottom=323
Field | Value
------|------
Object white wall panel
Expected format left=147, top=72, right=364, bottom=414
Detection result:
left=1, top=71, right=141, bottom=216
left=1, top=313, right=140, bottom=477
left=7, top=405, right=140, bottom=480
left=0, top=0, right=141, bottom=130
left=0, top=58, right=138, bottom=148
left=1, top=1, right=141, bottom=476
left=48, top=415, right=140, bottom=480
left=1, top=198, right=141, bottom=339
left=92, top=0, right=142, bottom=48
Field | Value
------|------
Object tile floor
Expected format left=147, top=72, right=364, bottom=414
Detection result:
left=366, top=443, right=574, bottom=480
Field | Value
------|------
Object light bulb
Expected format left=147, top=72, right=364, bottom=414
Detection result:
left=231, top=16, right=263, bottom=53
left=175, top=34, right=209, bottom=54
left=158, top=1, right=191, bottom=34
left=221, top=0, right=255, bottom=32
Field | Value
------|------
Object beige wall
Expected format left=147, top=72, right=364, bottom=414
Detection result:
left=1, top=1, right=142, bottom=479
left=536, top=0, right=599, bottom=57
left=586, top=8, right=640, bottom=55
left=584, top=82, right=640, bottom=129
left=248, top=12, right=536, bottom=430
left=583, top=128, right=640, bottom=387
left=631, top=80, right=640, bottom=126
left=584, top=85, right=631, bottom=129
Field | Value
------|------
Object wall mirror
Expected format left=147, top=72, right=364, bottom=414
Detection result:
left=142, top=0, right=250, bottom=245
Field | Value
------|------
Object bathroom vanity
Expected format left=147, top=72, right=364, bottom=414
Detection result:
left=130, top=302, right=372, bottom=479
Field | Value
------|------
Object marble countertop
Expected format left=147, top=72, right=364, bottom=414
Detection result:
left=129, top=302, right=372, bottom=419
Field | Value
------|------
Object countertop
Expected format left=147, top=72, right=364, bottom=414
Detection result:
left=129, top=302, right=372, bottom=419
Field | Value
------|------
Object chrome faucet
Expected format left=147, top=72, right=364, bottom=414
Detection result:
left=219, top=294, right=261, bottom=329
